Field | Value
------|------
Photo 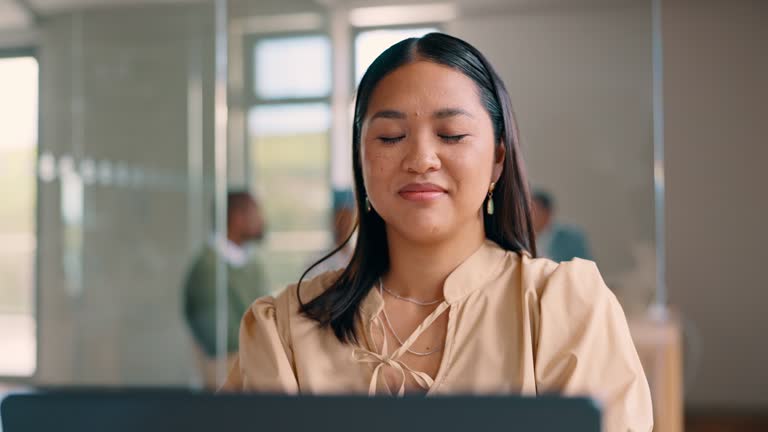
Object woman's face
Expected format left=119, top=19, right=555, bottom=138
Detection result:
left=361, top=60, right=504, bottom=245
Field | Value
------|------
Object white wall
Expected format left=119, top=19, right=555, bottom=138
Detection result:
left=663, top=0, right=768, bottom=408
left=447, top=1, right=656, bottom=305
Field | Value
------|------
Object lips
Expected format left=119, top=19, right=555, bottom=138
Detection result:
left=398, top=182, right=447, bottom=202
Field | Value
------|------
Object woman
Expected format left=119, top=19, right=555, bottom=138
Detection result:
left=224, top=33, right=653, bottom=431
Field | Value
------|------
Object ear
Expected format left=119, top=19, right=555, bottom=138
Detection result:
left=491, top=141, right=506, bottom=183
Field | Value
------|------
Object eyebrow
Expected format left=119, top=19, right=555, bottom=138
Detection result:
left=370, top=110, right=406, bottom=121
left=369, top=108, right=473, bottom=121
left=433, top=108, right=474, bottom=119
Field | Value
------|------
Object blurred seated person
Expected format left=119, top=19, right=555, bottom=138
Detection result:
left=304, top=189, right=356, bottom=278
left=183, top=191, right=270, bottom=388
left=532, top=189, right=592, bottom=262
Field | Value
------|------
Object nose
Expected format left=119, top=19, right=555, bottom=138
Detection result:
left=401, top=133, right=441, bottom=174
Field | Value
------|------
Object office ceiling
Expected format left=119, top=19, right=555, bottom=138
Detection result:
left=0, top=0, right=640, bottom=32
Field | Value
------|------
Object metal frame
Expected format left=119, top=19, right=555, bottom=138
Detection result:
left=651, top=0, right=666, bottom=313
left=0, top=47, right=35, bottom=58
left=213, top=0, right=230, bottom=387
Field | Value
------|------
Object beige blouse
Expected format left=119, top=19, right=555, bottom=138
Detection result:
left=223, top=240, right=653, bottom=432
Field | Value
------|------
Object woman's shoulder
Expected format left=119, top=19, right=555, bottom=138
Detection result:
left=518, top=255, right=614, bottom=305
left=291, top=268, right=346, bottom=303
left=243, top=268, right=344, bottom=332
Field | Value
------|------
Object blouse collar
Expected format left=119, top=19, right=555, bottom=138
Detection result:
left=359, top=239, right=511, bottom=321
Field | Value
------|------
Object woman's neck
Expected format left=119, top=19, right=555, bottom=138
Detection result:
left=384, top=220, right=486, bottom=301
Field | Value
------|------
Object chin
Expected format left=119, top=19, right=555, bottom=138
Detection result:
left=389, top=218, right=454, bottom=245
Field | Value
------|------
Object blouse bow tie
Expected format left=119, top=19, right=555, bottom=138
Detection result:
left=352, top=301, right=450, bottom=396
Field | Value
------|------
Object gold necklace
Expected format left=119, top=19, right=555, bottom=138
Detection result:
left=379, top=278, right=443, bottom=306
left=378, top=283, right=444, bottom=357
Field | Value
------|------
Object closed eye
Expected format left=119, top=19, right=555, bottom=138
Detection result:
left=379, top=136, right=405, bottom=144
left=439, top=134, right=469, bottom=143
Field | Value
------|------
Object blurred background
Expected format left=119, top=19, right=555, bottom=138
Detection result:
left=0, top=0, right=765, bottom=431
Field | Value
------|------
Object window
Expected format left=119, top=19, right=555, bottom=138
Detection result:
left=246, top=35, right=333, bottom=292
left=0, top=52, right=38, bottom=376
left=253, top=36, right=332, bottom=99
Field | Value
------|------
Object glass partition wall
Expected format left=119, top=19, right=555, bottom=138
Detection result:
left=14, top=2, right=227, bottom=388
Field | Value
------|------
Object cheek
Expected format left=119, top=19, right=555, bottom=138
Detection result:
left=445, top=144, right=495, bottom=198
left=362, top=145, right=398, bottom=186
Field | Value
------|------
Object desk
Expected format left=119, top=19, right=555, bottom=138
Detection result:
left=628, top=314, right=684, bottom=432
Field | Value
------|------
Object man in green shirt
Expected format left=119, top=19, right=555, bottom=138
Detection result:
left=183, top=191, right=270, bottom=386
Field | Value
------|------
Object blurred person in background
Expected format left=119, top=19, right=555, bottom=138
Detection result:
left=183, top=190, right=270, bottom=388
left=532, top=189, right=592, bottom=262
left=304, top=189, right=357, bottom=278
left=223, top=33, right=651, bottom=431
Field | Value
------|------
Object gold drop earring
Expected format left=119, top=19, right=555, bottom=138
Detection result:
left=486, top=182, right=496, bottom=215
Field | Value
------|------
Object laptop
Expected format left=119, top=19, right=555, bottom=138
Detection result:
left=1, top=389, right=601, bottom=432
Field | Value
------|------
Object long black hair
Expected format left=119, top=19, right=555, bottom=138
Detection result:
left=298, top=32, right=536, bottom=343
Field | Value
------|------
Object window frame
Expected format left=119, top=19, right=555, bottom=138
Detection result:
left=241, top=31, right=335, bottom=290
left=243, top=31, right=334, bottom=106
left=242, top=31, right=334, bottom=189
